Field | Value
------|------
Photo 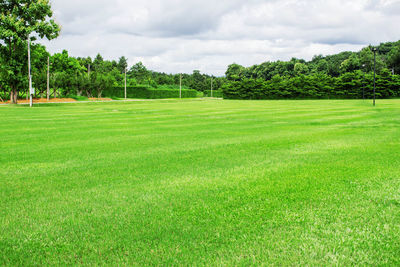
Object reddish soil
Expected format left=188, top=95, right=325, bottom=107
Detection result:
left=1, top=97, right=113, bottom=104
left=3, top=98, right=76, bottom=104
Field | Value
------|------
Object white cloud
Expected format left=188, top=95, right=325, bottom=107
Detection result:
left=40, top=0, right=400, bottom=75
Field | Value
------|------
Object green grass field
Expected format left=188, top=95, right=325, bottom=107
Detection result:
left=1, top=99, right=400, bottom=265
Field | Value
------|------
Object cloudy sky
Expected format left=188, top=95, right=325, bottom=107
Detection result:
left=40, top=0, right=400, bottom=76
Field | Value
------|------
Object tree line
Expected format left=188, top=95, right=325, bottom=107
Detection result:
left=222, top=41, right=400, bottom=99
left=0, top=0, right=223, bottom=103
left=0, top=46, right=224, bottom=102
left=2, top=39, right=400, bottom=102
left=2, top=1, right=400, bottom=103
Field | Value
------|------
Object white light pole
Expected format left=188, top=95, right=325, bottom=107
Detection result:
left=47, top=56, right=50, bottom=101
left=28, top=35, right=33, bottom=107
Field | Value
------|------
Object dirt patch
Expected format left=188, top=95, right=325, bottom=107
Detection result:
left=4, top=98, right=77, bottom=104
left=1, top=97, right=113, bottom=104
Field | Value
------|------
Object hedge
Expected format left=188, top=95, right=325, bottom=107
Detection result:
left=103, top=86, right=198, bottom=99
left=203, top=90, right=223, bottom=98
left=222, top=71, right=400, bottom=100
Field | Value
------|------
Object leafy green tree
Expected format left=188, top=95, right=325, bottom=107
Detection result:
left=117, top=56, right=128, bottom=73
left=129, top=62, right=150, bottom=84
left=189, top=70, right=206, bottom=92
left=74, top=72, right=89, bottom=96
left=92, top=53, right=104, bottom=72
left=0, top=0, right=60, bottom=103
left=340, top=54, right=360, bottom=74
left=226, top=63, right=246, bottom=81
left=52, top=71, right=72, bottom=97
left=375, top=68, right=397, bottom=98
left=387, top=44, right=400, bottom=74
left=31, top=44, right=49, bottom=95
left=359, top=47, right=374, bottom=71
left=77, top=56, right=93, bottom=72
left=359, top=47, right=385, bottom=74
left=51, top=50, right=83, bottom=74
left=294, top=63, right=309, bottom=75
left=315, top=59, right=328, bottom=73
left=50, top=50, right=87, bottom=96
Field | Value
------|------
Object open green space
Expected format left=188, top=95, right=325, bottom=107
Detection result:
left=1, top=99, right=400, bottom=265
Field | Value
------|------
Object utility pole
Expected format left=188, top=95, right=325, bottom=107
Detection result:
left=180, top=73, right=182, bottom=99
left=28, top=35, right=33, bottom=107
left=124, top=67, right=127, bottom=100
left=47, top=56, right=50, bottom=101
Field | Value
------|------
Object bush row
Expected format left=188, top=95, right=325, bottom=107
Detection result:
left=222, top=70, right=400, bottom=100
left=102, top=86, right=198, bottom=99
left=203, top=90, right=224, bottom=98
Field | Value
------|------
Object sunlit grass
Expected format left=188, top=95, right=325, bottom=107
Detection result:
left=1, top=99, right=399, bottom=265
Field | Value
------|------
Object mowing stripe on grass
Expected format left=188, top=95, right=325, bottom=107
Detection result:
left=1, top=99, right=400, bottom=265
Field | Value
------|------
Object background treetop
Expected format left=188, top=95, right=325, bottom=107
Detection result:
left=0, top=0, right=60, bottom=42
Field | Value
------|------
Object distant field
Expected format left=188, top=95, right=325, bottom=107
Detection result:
left=1, top=99, right=399, bottom=265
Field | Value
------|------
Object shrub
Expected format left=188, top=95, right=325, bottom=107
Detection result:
left=221, top=72, right=400, bottom=100
left=203, top=90, right=223, bottom=98
left=103, top=86, right=198, bottom=99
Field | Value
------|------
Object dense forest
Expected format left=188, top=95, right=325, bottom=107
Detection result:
left=1, top=40, right=400, bottom=101
left=222, top=41, right=400, bottom=99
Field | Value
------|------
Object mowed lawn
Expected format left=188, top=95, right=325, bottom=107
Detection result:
left=1, top=99, right=400, bottom=265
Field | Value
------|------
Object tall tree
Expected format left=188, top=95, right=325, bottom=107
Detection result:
left=294, top=62, right=309, bottom=75
left=0, top=0, right=60, bottom=103
left=129, top=62, right=149, bottom=84
left=225, top=63, right=245, bottom=81
left=388, top=44, right=400, bottom=74
left=92, top=53, right=104, bottom=72
left=117, top=56, right=128, bottom=73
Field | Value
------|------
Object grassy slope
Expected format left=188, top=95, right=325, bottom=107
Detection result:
left=1, top=99, right=399, bottom=265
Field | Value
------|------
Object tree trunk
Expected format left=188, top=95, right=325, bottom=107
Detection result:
left=10, top=89, right=18, bottom=104
left=0, top=89, right=5, bottom=102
